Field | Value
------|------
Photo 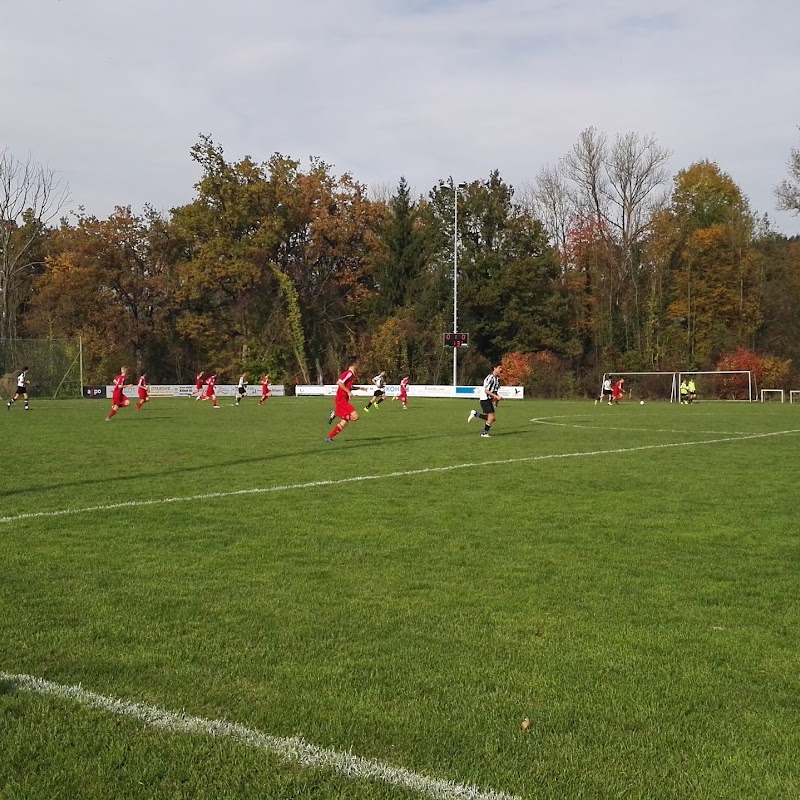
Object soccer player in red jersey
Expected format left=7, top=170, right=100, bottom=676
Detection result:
left=325, top=356, right=359, bottom=442
left=258, top=373, right=272, bottom=405
left=136, top=373, right=150, bottom=410
left=612, top=378, right=625, bottom=404
left=201, top=374, right=219, bottom=408
left=397, top=375, right=410, bottom=409
left=106, top=366, right=132, bottom=420
left=193, top=371, right=205, bottom=400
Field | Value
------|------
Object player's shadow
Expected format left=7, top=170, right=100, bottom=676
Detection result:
left=0, top=424, right=534, bottom=499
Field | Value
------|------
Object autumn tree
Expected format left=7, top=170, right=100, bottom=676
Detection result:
left=170, top=137, right=289, bottom=376
left=0, top=149, right=69, bottom=339
left=663, top=162, right=760, bottom=367
left=172, top=136, right=382, bottom=384
left=28, top=207, right=178, bottom=380
left=753, top=233, right=800, bottom=366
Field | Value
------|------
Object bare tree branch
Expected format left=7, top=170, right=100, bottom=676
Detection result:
left=775, top=134, right=800, bottom=215
left=0, top=149, right=70, bottom=338
left=524, top=166, right=577, bottom=257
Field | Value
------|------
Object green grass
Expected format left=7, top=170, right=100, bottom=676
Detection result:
left=1, top=396, right=799, bottom=799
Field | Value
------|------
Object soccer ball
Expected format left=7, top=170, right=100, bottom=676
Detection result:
left=640, top=400, right=645, bottom=405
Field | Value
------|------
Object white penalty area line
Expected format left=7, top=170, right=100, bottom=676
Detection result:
left=1, top=429, right=797, bottom=526
left=0, top=671, right=519, bottom=800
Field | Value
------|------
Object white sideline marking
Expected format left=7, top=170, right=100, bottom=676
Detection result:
left=530, top=417, right=751, bottom=436
left=0, top=671, right=519, bottom=800
left=1, top=429, right=797, bottom=526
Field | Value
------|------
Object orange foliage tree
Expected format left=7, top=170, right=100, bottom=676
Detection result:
left=715, top=347, right=793, bottom=395
left=499, top=351, right=534, bottom=385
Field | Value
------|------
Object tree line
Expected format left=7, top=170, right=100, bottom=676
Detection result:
left=1, top=128, right=799, bottom=394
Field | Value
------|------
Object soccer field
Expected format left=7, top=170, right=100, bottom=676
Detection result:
left=1, top=397, right=799, bottom=799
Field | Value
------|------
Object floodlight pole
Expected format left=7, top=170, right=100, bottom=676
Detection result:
left=452, top=181, right=468, bottom=388
left=453, top=181, right=458, bottom=388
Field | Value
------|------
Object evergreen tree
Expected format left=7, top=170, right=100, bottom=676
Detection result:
left=374, top=177, right=425, bottom=316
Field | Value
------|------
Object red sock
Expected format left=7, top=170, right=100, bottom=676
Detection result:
left=107, top=408, right=117, bottom=419
left=328, top=422, right=345, bottom=439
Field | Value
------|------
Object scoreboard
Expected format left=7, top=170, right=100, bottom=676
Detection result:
left=443, top=332, right=469, bottom=348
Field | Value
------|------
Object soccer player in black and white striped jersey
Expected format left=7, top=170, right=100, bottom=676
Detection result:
left=364, top=370, right=387, bottom=412
left=7, top=367, right=30, bottom=410
left=234, top=372, right=248, bottom=406
left=467, top=363, right=502, bottom=437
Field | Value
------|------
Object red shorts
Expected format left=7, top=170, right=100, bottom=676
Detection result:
left=203, top=389, right=215, bottom=399
left=261, top=390, right=271, bottom=399
left=138, top=388, right=148, bottom=400
left=112, top=391, right=128, bottom=407
left=334, top=399, right=355, bottom=420
left=399, top=388, right=408, bottom=399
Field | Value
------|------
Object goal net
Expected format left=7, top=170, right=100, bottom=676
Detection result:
left=0, top=338, right=83, bottom=398
left=677, top=371, right=756, bottom=402
left=598, top=372, right=678, bottom=402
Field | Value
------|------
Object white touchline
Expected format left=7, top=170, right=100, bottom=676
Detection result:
left=0, top=671, right=519, bottom=800
left=0, top=429, right=797, bottom=526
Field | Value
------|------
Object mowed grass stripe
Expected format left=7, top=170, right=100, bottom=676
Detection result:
left=1, top=429, right=796, bottom=525
left=1, top=671, right=520, bottom=800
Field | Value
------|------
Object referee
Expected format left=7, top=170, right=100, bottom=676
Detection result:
left=468, top=362, right=503, bottom=438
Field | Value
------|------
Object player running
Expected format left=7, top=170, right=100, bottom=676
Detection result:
left=258, top=373, right=272, bottom=405
left=7, top=367, right=30, bottom=411
left=234, top=372, right=248, bottom=406
left=193, top=371, right=205, bottom=400
left=325, top=356, right=359, bottom=442
left=201, top=374, right=219, bottom=408
left=596, top=376, right=613, bottom=405
left=395, top=375, right=410, bottom=409
left=136, top=373, right=150, bottom=410
left=364, top=370, right=387, bottom=412
left=467, top=363, right=503, bottom=438
left=106, top=367, right=132, bottom=420
left=611, top=378, right=625, bottom=404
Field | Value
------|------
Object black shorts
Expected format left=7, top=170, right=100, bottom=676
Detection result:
left=373, top=389, right=385, bottom=397
left=238, top=387, right=246, bottom=396
left=602, top=389, right=612, bottom=397
left=480, top=399, right=495, bottom=415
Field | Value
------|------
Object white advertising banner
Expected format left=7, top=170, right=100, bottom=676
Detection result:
left=295, top=384, right=524, bottom=399
left=106, top=384, right=286, bottom=398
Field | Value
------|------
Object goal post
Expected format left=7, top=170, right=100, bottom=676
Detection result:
left=790, top=390, right=800, bottom=404
left=678, top=371, right=756, bottom=402
left=0, top=337, right=84, bottom=398
left=599, top=372, right=678, bottom=402
left=760, top=389, right=784, bottom=403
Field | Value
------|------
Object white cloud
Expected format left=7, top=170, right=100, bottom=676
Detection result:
left=1, top=0, right=798, bottom=232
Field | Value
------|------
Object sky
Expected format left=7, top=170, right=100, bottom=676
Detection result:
left=2, top=0, right=799, bottom=234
